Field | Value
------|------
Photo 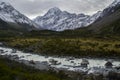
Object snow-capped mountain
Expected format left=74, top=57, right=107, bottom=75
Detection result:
left=101, top=0, right=120, bottom=17
left=88, top=0, right=120, bottom=33
left=84, top=11, right=102, bottom=26
left=1, top=0, right=119, bottom=32
left=0, top=1, right=39, bottom=30
left=34, top=7, right=101, bottom=31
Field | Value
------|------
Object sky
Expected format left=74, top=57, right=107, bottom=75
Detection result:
left=3, top=0, right=114, bottom=19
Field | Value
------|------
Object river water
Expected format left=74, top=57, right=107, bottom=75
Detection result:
left=0, top=47, right=120, bottom=73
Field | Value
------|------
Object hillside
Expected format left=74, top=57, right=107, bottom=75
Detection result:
left=87, top=1, right=120, bottom=35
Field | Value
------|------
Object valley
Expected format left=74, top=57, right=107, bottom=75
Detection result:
left=0, top=0, right=120, bottom=80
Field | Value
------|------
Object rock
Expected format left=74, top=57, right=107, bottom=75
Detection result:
left=115, top=66, right=120, bottom=70
left=105, top=61, right=113, bottom=68
left=0, top=49, right=4, bottom=53
left=29, top=60, right=36, bottom=65
left=71, top=61, right=74, bottom=63
left=41, top=61, right=48, bottom=65
left=11, top=49, right=17, bottom=53
left=49, top=59, right=61, bottom=65
left=0, top=42, right=3, bottom=46
left=66, top=57, right=75, bottom=61
left=81, top=58, right=89, bottom=68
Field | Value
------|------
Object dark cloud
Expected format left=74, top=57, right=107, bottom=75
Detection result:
left=4, top=0, right=114, bottom=19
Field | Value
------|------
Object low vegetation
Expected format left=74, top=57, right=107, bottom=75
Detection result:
left=0, top=57, right=119, bottom=80
left=2, top=37, right=120, bottom=58
left=0, top=56, right=70, bottom=80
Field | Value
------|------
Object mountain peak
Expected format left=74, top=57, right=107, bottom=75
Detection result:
left=34, top=7, right=101, bottom=31
left=44, top=7, right=62, bottom=17
left=49, top=7, right=61, bottom=12
left=0, top=1, right=39, bottom=29
left=47, top=7, right=62, bottom=14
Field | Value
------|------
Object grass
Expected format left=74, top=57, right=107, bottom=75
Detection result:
left=0, top=56, right=70, bottom=80
left=0, top=24, right=120, bottom=58
left=2, top=37, right=120, bottom=58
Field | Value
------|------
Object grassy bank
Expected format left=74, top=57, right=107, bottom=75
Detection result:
left=2, top=37, right=120, bottom=58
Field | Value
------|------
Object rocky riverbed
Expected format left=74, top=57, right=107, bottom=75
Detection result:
left=0, top=46, right=120, bottom=75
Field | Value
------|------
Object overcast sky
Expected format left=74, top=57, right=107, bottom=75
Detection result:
left=3, top=0, right=114, bottom=19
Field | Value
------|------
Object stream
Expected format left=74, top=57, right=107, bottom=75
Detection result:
left=0, top=46, right=120, bottom=74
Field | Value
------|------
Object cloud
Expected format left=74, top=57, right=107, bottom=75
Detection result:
left=4, top=0, right=114, bottom=19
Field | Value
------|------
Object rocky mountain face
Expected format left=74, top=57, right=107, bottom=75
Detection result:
left=0, top=1, right=40, bottom=31
left=34, top=7, right=101, bottom=31
left=88, top=0, right=120, bottom=34
left=100, top=0, right=120, bottom=18
left=0, top=0, right=120, bottom=32
left=34, top=0, right=120, bottom=31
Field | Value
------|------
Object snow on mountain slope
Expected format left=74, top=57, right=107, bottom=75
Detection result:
left=100, top=0, right=120, bottom=17
left=84, top=11, right=102, bottom=26
left=108, top=0, right=120, bottom=7
left=34, top=7, right=101, bottom=31
left=0, top=1, right=39, bottom=29
left=88, top=0, right=120, bottom=32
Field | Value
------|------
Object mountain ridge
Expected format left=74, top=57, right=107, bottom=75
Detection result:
left=0, top=1, right=41, bottom=31
left=34, top=7, right=101, bottom=31
left=0, top=0, right=120, bottom=33
left=87, top=0, right=120, bottom=35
